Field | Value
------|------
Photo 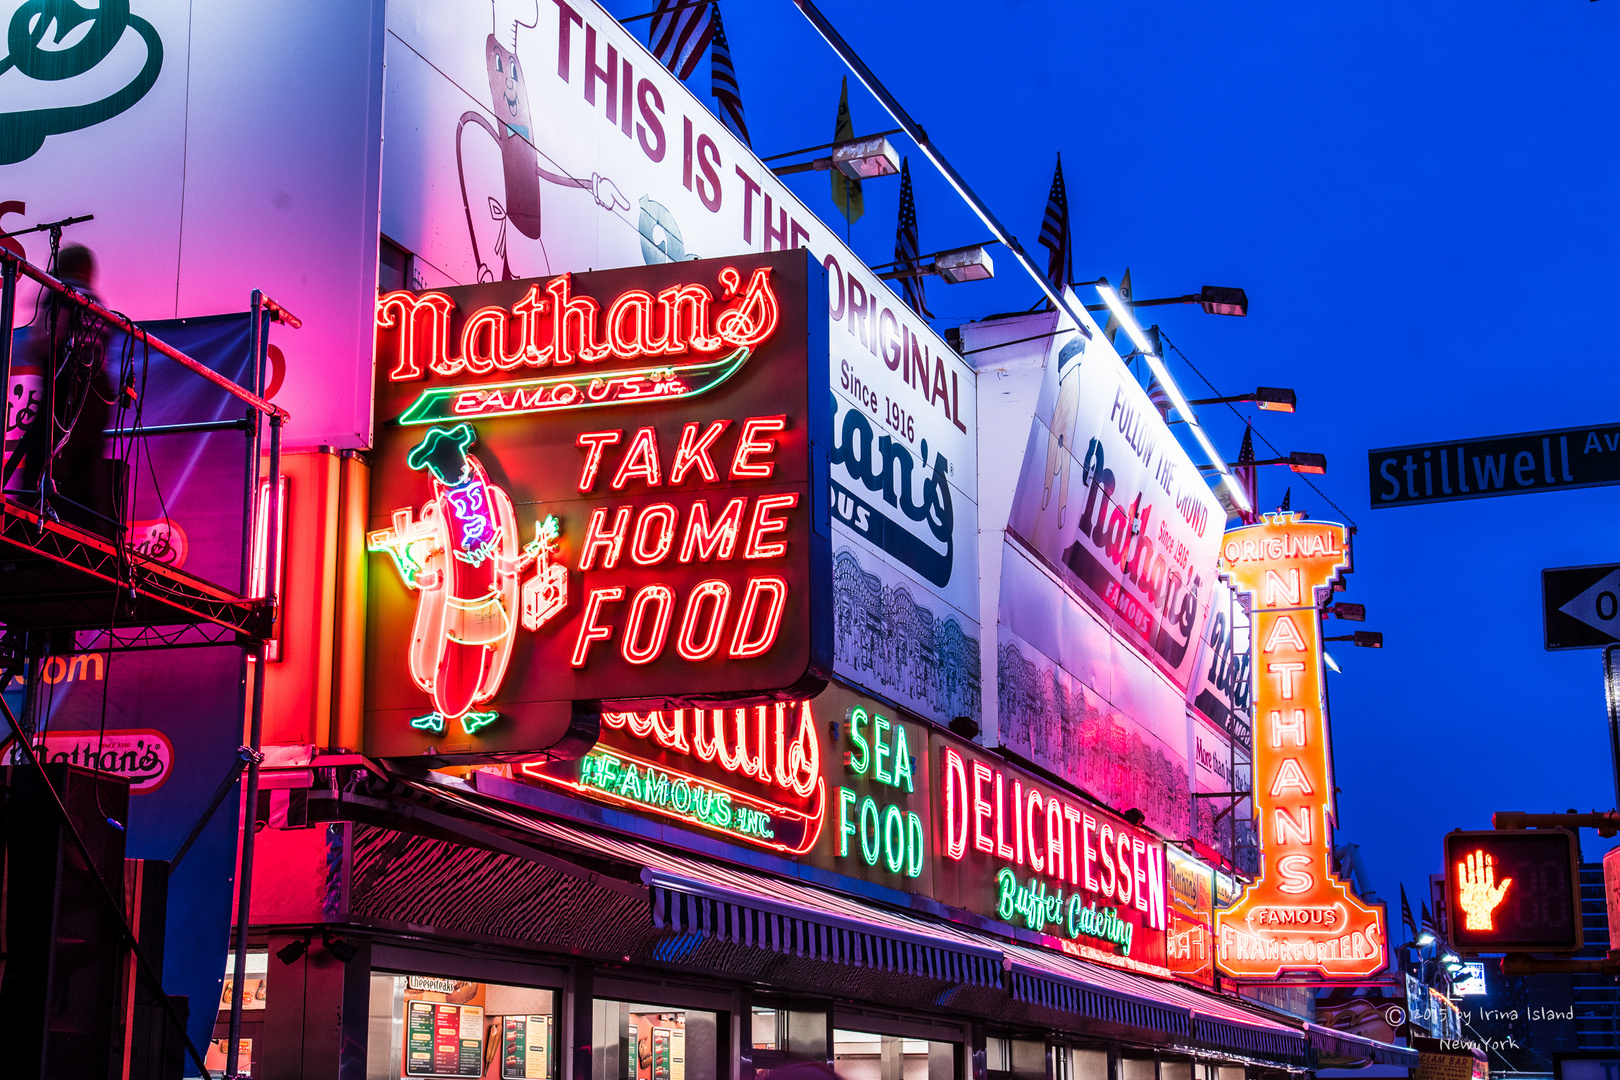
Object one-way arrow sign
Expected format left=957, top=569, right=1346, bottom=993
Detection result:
left=1543, top=564, right=1620, bottom=650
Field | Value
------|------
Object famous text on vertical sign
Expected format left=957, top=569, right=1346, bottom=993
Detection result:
left=364, top=250, right=830, bottom=760
left=1213, top=513, right=1387, bottom=979
left=379, top=0, right=981, bottom=727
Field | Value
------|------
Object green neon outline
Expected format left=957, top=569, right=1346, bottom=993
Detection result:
left=395, top=346, right=752, bottom=426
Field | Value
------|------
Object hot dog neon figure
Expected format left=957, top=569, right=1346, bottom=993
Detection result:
left=368, top=423, right=569, bottom=735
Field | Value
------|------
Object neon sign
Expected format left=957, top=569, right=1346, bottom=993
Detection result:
left=1455, top=850, right=1511, bottom=931
left=521, top=702, right=826, bottom=855
left=934, top=738, right=1168, bottom=972
left=364, top=251, right=830, bottom=761
left=1213, top=513, right=1387, bottom=980
left=835, top=705, right=924, bottom=877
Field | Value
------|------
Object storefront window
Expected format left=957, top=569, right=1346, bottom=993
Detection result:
left=833, top=1029, right=954, bottom=1080
left=593, top=1000, right=722, bottom=1080
left=753, top=1007, right=785, bottom=1051
left=367, top=974, right=557, bottom=1080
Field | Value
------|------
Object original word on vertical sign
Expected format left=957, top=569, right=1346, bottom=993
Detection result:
left=1213, top=513, right=1387, bottom=979
left=363, top=251, right=831, bottom=762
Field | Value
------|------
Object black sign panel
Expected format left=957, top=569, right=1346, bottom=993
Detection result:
left=1369, top=423, right=1620, bottom=508
left=1542, top=564, right=1620, bottom=651
left=1443, top=830, right=1581, bottom=954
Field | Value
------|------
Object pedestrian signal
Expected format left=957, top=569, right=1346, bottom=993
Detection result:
left=1443, top=829, right=1581, bottom=954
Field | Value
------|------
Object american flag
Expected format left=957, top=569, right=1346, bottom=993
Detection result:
left=1037, top=154, right=1071, bottom=293
left=894, top=157, right=931, bottom=317
left=1234, top=424, right=1258, bottom=524
left=1145, top=374, right=1172, bottom=419
left=650, top=0, right=714, bottom=82
left=1278, top=486, right=1291, bottom=512
left=709, top=6, right=748, bottom=146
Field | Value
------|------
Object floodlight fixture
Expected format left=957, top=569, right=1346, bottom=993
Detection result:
left=1188, top=387, right=1297, bottom=414
left=875, top=243, right=995, bottom=284
left=1084, top=285, right=1249, bottom=318
left=1326, top=631, right=1383, bottom=649
left=1249, top=451, right=1327, bottom=474
left=772, top=134, right=901, bottom=178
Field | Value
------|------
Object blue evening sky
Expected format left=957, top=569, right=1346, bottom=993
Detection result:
left=605, top=0, right=1620, bottom=916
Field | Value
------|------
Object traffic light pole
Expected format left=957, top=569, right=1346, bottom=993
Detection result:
left=1491, top=810, right=1620, bottom=835
left=1604, top=645, right=1620, bottom=812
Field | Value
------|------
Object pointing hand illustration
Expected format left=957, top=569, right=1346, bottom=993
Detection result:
left=1457, top=850, right=1512, bottom=931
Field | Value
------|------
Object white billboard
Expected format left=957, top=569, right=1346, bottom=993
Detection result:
left=0, top=0, right=386, bottom=449
left=380, top=0, right=980, bottom=725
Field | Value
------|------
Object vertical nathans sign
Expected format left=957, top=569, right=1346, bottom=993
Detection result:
left=1214, top=513, right=1386, bottom=979
left=933, top=734, right=1169, bottom=974
left=364, top=251, right=830, bottom=760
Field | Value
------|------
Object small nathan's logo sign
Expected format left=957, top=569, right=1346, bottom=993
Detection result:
left=9, top=729, right=174, bottom=792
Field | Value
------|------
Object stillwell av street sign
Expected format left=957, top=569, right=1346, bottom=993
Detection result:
left=1368, top=422, right=1620, bottom=509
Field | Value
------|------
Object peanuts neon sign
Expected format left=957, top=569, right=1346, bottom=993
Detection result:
left=1213, top=512, right=1387, bottom=979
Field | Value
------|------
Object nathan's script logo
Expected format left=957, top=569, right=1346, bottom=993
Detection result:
left=368, top=423, right=570, bottom=738
left=2, top=0, right=164, bottom=165
left=829, top=394, right=954, bottom=587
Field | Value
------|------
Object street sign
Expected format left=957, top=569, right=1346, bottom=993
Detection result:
left=1542, top=564, right=1620, bottom=650
left=1369, top=421, right=1620, bottom=508
left=1443, top=829, right=1582, bottom=955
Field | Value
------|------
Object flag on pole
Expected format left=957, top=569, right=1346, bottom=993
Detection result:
left=1235, top=424, right=1258, bottom=525
left=1401, top=884, right=1419, bottom=943
left=1102, top=267, right=1132, bottom=346
left=1279, top=487, right=1291, bottom=512
left=1037, top=154, right=1071, bottom=297
left=650, top=0, right=715, bottom=81
left=709, top=6, right=749, bottom=146
left=830, top=76, right=862, bottom=224
left=1145, top=374, right=1172, bottom=420
left=894, top=157, right=931, bottom=318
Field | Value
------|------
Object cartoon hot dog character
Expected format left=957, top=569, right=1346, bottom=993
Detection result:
left=369, top=423, right=567, bottom=735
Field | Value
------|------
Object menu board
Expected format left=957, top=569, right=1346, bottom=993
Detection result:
left=670, top=1031, right=686, bottom=1080
left=653, top=1029, right=672, bottom=1080
left=406, top=1000, right=484, bottom=1077
left=501, top=1014, right=552, bottom=1079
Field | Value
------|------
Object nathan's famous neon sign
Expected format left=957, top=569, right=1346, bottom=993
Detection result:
left=940, top=747, right=1167, bottom=961
left=522, top=702, right=826, bottom=854
left=1213, top=513, right=1387, bottom=980
left=377, top=265, right=779, bottom=423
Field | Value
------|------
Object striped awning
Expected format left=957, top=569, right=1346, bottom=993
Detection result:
left=1305, top=1022, right=1419, bottom=1067
left=647, top=868, right=1004, bottom=987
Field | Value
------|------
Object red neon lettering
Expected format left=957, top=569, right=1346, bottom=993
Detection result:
left=943, top=749, right=969, bottom=860
left=971, top=761, right=994, bottom=854
left=612, top=427, right=663, bottom=489
left=994, top=773, right=1015, bottom=860
left=1082, top=814, right=1098, bottom=890
left=714, top=266, right=780, bottom=348
left=605, top=289, right=658, bottom=359
left=576, top=430, right=623, bottom=493
left=459, top=305, right=526, bottom=374
left=1268, top=661, right=1306, bottom=699
left=548, top=274, right=611, bottom=363
left=621, top=584, right=675, bottom=665
left=579, top=507, right=631, bottom=570
left=1026, top=789, right=1045, bottom=874
left=631, top=504, right=678, bottom=565
left=1270, top=758, right=1315, bottom=796
left=1046, top=800, right=1065, bottom=882
left=1132, top=837, right=1148, bottom=913
left=679, top=497, right=745, bottom=562
left=571, top=587, right=625, bottom=667
left=670, top=420, right=730, bottom=485
left=656, top=283, right=722, bottom=353
left=728, top=576, right=787, bottom=659
left=1099, top=824, right=1116, bottom=896
left=1067, top=806, right=1086, bottom=887
left=1277, top=853, right=1315, bottom=894
left=731, top=415, right=787, bottom=479
left=676, top=580, right=731, bottom=660
left=1013, top=780, right=1026, bottom=865
left=378, top=291, right=455, bottom=381
left=1116, top=833, right=1134, bottom=906
left=511, top=284, right=551, bottom=366
left=743, top=492, right=798, bottom=559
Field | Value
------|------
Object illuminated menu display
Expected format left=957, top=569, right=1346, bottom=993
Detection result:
left=1213, top=513, right=1386, bottom=979
left=365, top=251, right=831, bottom=760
